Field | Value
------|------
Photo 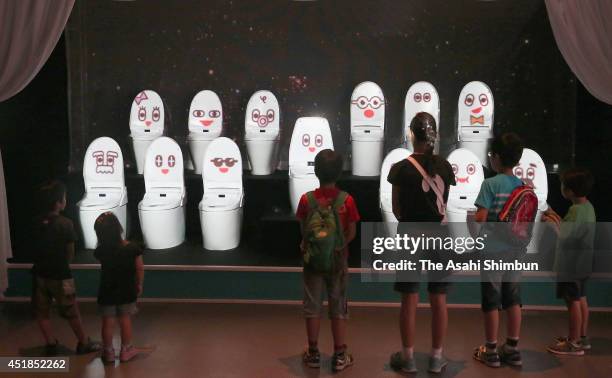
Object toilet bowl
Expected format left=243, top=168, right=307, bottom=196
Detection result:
left=288, top=117, right=334, bottom=214
left=350, top=81, right=385, bottom=176
left=457, top=81, right=494, bottom=167
left=446, top=148, right=485, bottom=253
left=245, top=90, right=280, bottom=175
left=404, top=82, right=440, bottom=152
left=187, top=90, right=223, bottom=174
left=379, top=148, right=412, bottom=237
left=138, top=137, right=186, bottom=249
left=77, top=137, right=128, bottom=249
left=199, top=137, right=244, bottom=250
left=513, top=148, right=548, bottom=254
left=129, top=90, right=165, bottom=174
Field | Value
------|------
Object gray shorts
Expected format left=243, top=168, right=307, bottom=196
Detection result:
left=98, top=302, right=138, bottom=317
left=303, top=259, right=348, bottom=319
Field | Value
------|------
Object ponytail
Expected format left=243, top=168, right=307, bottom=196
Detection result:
left=409, top=112, right=438, bottom=175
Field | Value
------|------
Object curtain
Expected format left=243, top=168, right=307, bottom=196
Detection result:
left=545, top=0, right=612, bottom=105
left=0, top=0, right=74, bottom=295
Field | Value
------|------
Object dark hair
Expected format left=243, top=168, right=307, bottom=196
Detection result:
left=38, top=180, right=66, bottom=212
left=314, top=149, right=343, bottom=184
left=410, top=112, right=438, bottom=175
left=490, top=132, right=523, bottom=168
left=561, top=167, right=594, bottom=197
left=94, top=212, right=124, bottom=249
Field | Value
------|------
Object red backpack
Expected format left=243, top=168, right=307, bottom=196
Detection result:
left=497, top=184, right=539, bottom=247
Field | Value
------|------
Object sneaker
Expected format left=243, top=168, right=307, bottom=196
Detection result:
left=102, top=347, right=115, bottom=364
left=332, top=350, right=354, bottom=372
left=45, top=339, right=59, bottom=356
left=428, top=355, right=448, bottom=374
left=500, top=344, right=522, bottom=366
left=119, top=345, right=139, bottom=362
left=473, top=345, right=501, bottom=368
left=389, top=351, right=417, bottom=373
left=547, top=338, right=584, bottom=356
left=302, top=348, right=320, bottom=368
left=580, top=336, right=591, bottom=351
left=76, top=338, right=102, bottom=355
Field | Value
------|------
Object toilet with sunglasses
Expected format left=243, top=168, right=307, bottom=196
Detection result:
left=188, top=90, right=223, bottom=174
left=350, top=81, right=385, bottom=176
left=138, top=137, right=186, bottom=249
left=199, top=137, right=244, bottom=250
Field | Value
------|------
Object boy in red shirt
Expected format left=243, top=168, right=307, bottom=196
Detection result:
left=296, top=149, right=360, bottom=372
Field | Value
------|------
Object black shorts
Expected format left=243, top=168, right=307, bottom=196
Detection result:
left=556, top=279, right=588, bottom=302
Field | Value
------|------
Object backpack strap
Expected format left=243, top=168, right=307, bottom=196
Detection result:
left=305, top=191, right=320, bottom=210
left=332, top=191, right=348, bottom=210
left=406, top=156, right=447, bottom=222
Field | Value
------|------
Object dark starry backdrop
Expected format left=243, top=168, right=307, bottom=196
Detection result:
left=66, top=0, right=575, bottom=171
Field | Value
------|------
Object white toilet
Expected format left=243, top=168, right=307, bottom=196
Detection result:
left=446, top=148, right=485, bottom=253
left=187, top=90, right=223, bottom=174
left=129, top=90, right=165, bottom=174
left=245, top=90, right=280, bottom=175
left=457, top=81, right=494, bottom=167
left=138, top=137, right=186, bottom=249
left=199, top=137, right=244, bottom=250
left=404, top=81, right=440, bottom=152
left=513, top=148, right=548, bottom=254
left=77, top=137, right=128, bottom=249
left=379, top=148, right=412, bottom=237
left=350, top=81, right=385, bottom=176
left=288, top=117, right=334, bottom=214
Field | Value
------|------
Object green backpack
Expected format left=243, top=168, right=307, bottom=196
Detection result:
left=302, top=191, right=347, bottom=273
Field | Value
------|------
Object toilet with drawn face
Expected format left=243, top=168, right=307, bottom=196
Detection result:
left=245, top=90, right=280, bottom=175
left=404, top=82, right=440, bottom=152
left=288, top=117, right=334, bottom=214
left=379, top=148, right=412, bottom=237
left=513, top=148, right=548, bottom=254
left=138, top=137, right=186, bottom=249
left=199, top=137, right=244, bottom=250
left=187, top=90, right=223, bottom=174
left=446, top=148, right=485, bottom=253
left=457, top=81, right=494, bottom=167
left=77, top=137, right=128, bottom=249
left=350, top=81, right=385, bottom=176
left=130, top=90, right=165, bottom=174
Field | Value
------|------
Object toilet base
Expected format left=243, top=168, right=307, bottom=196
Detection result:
left=352, top=140, right=383, bottom=176
left=458, top=140, right=490, bottom=169
left=289, top=175, right=320, bottom=214
left=188, top=139, right=213, bottom=175
left=139, top=206, right=185, bottom=249
left=200, top=208, right=243, bottom=250
left=245, top=139, right=278, bottom=175
left=382, top=210, right=398, bottom=238
left=132, top=138, right=155, bottom=175
left=79, top=204, right=127, bottom=250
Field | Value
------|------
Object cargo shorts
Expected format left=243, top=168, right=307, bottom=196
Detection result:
left=303, top=258, right=349, bottom=319
left=31, top=276, right=78, bottom=319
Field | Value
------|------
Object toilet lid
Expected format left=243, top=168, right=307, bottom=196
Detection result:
left=350, top=81, right=385, bottom=138
left=245, top=90, right=280, bottom=140
left=82, top=137, right=125, bottom=190
left=78, top=189, right=126, bottom=211
left=143, top=137, right=184, bottom=191
left=129, top=90, right=164, bottom=139
left=457, top=81, right=494, bottom=138
left=379, top=148, right=412, bottom=201
left=288, top=117, right=334, bottom=175
left=188, top=90, right=223, bottom=138
left=202, top=137, right=243, bottom=191
left=513, top=148, right=548, bottom=208
left=447, top=148, right=485, bottom=209
left=404, top=81, right=440, bottom=139
left=139, top=191, right=183, bottom=211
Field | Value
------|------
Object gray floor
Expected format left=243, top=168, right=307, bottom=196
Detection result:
left=0, top=302, right=611, bottom=377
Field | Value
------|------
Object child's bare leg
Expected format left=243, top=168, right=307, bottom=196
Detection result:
left=567, top=300, right=581, bottom=341
left=579, top=297, right=589, bottom=337
left=505, top=305, right=521, bottom=340
left=399, top=293, right=418, bottom=355
left=67, top=305, right=87, bottom=344
left=484, top=310, right=499, bottom=345
left=118, top=314, right=133, bottom=346
left=102, top=316, right=115, bottom=348
left=37, top=317, right=54, bottom=344
left=429, top=293, right=447, bottom=350
left=331, top=318, right=346, bottom=351
left=305, top=318, right=320, bottom=349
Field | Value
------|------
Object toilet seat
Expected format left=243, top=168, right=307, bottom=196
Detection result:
left=79, top=189, right=126, bottom=211
left=200, top=189, right=243, bottom=211
left=139, top=191, right=184, bottom=211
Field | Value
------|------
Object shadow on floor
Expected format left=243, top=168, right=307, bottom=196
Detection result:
left=586, top=337, right=612, bottom=356
left=517, top=349, right=562, bottom=373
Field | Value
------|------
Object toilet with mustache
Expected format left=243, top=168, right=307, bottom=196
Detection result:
left=244, top=90, right=280, bottom=175
left=187, top=90, right=223, bottom=174
left=457, top=81, right=494, bottom=167
left=199, top=137, right=244, bottom=250
left=138, top=137, right=186, bottom=249
left=446, top=148, right=485, bottom=253
left=130, top=90, right=165, bottom=174
left=404, top=81, right=440, bottom=152
left=78, top=137, right=128, bottom=249
left=380, top=148, right=412, bottom=237
left=350, top=81, right=385, bottom=176
left=513, top=148, right=548, bottom=254
left=288, top=117, right=334, bottom=214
